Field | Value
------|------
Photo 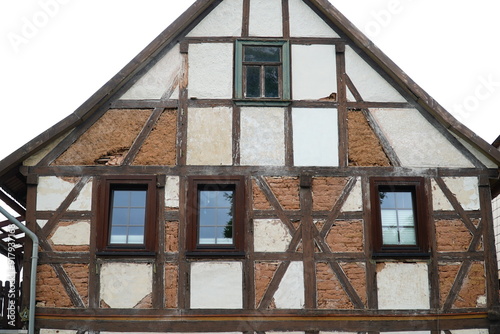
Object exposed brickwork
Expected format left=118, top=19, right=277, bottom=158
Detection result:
left=454, top=262, right=486, bottom=309
left=165, top=221, right=179, bottom=253
left=63, top=264, right=89, bottom=307
left=133, top=109, right=178, bottom=165
left=312, top=177, right=349, bottom=211
left=54, top=109, right=151, bottom=165
left=340, top=262, right=367, bottom=306
left=51, top=245, right=90, bottom=252
left=435, top=219, right=472, bottom=252
left=134, top=293, right=153, bottom=309
left=316, top=262, right=354, bottom=309
left=266, top=177, right=300, bottom=210
left=255, top=261, right=280, bottom=308
left=165, top=263, right=179, bottom=309
left=347, top=110, right=391, bottom=167
left=36, top=264, right=73, bottom=308
left=438, top=263, right=461, bottom=307
left=326, top=220, right=364, bottom=252
left=252, top=179, right=272, bottom=210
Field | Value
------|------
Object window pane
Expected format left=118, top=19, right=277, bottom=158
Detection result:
left=199, top=226, right=216, bottom=245
left=199, top=208, right=217, bottom=226
left=399, top=227, right=417, bottom=245
left=198, top=189, right=234, bottom=245
left=129, top=208, right=146, bottom=226
left=246, top=66, right=260, bottom=97
left=110, top=189, right=147, bottom=245
left=110, top=226, right=127, bottom=244
left=382, top=227, right=399, bottom=245
left=381, top=210, right=398, bottom=227
left=244, top=46, right=280, bottom=62
left=396, top=192, right=413, bottom=209
left=398, top=209, right=415, bottom=227
left=379, top=192, right=396, bottom=209
left=264, top=66, right=279, bottom=98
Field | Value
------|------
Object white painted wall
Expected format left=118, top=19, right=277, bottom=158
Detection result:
left=188, top=43, right=233, bottom=99
left=100, top=263, right=153, bottom=309
left=345, top=47, right=406, bottom=103
left=493, top=196, right=500, bottom=270
left=187, top=107, right=233, bottom=165
left=292, top=108, right=338, bottom=166
left=36, top=177, right=92, bottom=211
left=288, top=0, right=339, bottom=38
left=190, top=262, right=243, bottom=309
left=442, top=177, right=480, bottom=211
left=341, top=177, right=362, bottom=212
left=370, top=108, right=474, bottom=168
left=240, top=107, right=285, bottom=166
left=249, top=0, right=283, bottom=37
left=51, top=221, right=90, bottom=246
left=377, top=263, right=430, bottom=310
left=254, top=219, right=292, bottom=252
left=187, top=0, right=243, bottom=37
left=292, top=45, right=337, bottom=100
left=165, top=176, right=180, bottom=208
left=274, top=261, right=304, bottom=309
left=120, top=44, right=181, bottom=100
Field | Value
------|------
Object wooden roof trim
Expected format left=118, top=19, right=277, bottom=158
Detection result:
left=308, top=0, right=500, bottom=165
left=493, top=135, right=500, bottom=149
left=0, top=0, right=219, bottom=179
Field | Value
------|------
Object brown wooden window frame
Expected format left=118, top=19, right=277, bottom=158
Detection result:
left=370, top=177, right=430, bottom=258
left=97, top=176, right=157, bottom=255
left=187, top=176, right=245, bottom=257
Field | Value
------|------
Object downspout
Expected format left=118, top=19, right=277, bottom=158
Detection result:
left=0, top=206, right=38, bottom=334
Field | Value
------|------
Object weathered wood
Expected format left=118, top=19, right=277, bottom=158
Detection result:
left=110, top=99, right=178, bottom=109
left=242, top=0, right=250, bottom=37
left=282, top=0, right=290, bottom=38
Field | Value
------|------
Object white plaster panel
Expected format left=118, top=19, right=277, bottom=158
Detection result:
left=443, top=177, right=480, bottom=211
left=254, top=219, right=292, bottom=252
left=40, top=330, right=77, bottom=334
left=120, top=44, right=181, bottom=100
left=292, top=44, right=337, bottom=100
left=377, top=262, right=430, bottom=310
left=187, top=107, right=233, bottom=165
left=341, top=177, right=362, bottom=212
left=370, top=108, right=475, bottom=168
left=240, top=107, right=285, bottom=166
left=190, top=262, right=243, bottom=309
left=189, top=43, right=233, bottom=99
left=292, top=108, right=338, bottom=166
left=36, top=177, right=92, bottom=211
left=100, top=262, right=152, bottom=309
left=381, top=332, right=430, bottom=334
left=345, top=46, right=406, bottom=102
left=431, top=179, right=453, bottom=211
left=187, top=0, right=243, bottom=37
left=249, top=0, right=283, bottom=37
left=51, top=221, right=90, bottom=246
left=454, top=135, right=497, bottom=168
left=450, top=329, right=489, bottom=334
left=289, top=0, right=339, bottom=38
left=37, top=220, right=49, bottom=229
left=165, top=176, right=180, bottom=208
left=274, top=261, right=304, bottom=309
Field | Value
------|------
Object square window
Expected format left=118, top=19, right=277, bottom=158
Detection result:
left=235, top=40, right=290, bottom=104
left=370, top=178, right=429, bottom=257
left=187, top=176, right=245, bottom=256
left=97, top=176, right=157, bottom=253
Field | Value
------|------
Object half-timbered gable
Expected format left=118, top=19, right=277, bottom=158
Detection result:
left=1, top=0, right=500, bottom=333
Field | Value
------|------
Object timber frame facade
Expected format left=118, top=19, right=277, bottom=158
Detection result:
left=1, top=0, right=500, bottom=333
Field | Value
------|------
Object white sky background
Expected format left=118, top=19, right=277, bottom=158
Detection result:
left=0, top=0, right=499, bottom=280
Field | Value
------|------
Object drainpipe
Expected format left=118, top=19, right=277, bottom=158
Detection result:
left=0, top=206, right=38, bottom=334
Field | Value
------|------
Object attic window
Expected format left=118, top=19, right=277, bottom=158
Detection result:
left=234, top=40, right=290, bottom=105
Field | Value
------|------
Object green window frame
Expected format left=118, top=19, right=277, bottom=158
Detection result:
left=235, top=40, right=290, bottom=105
